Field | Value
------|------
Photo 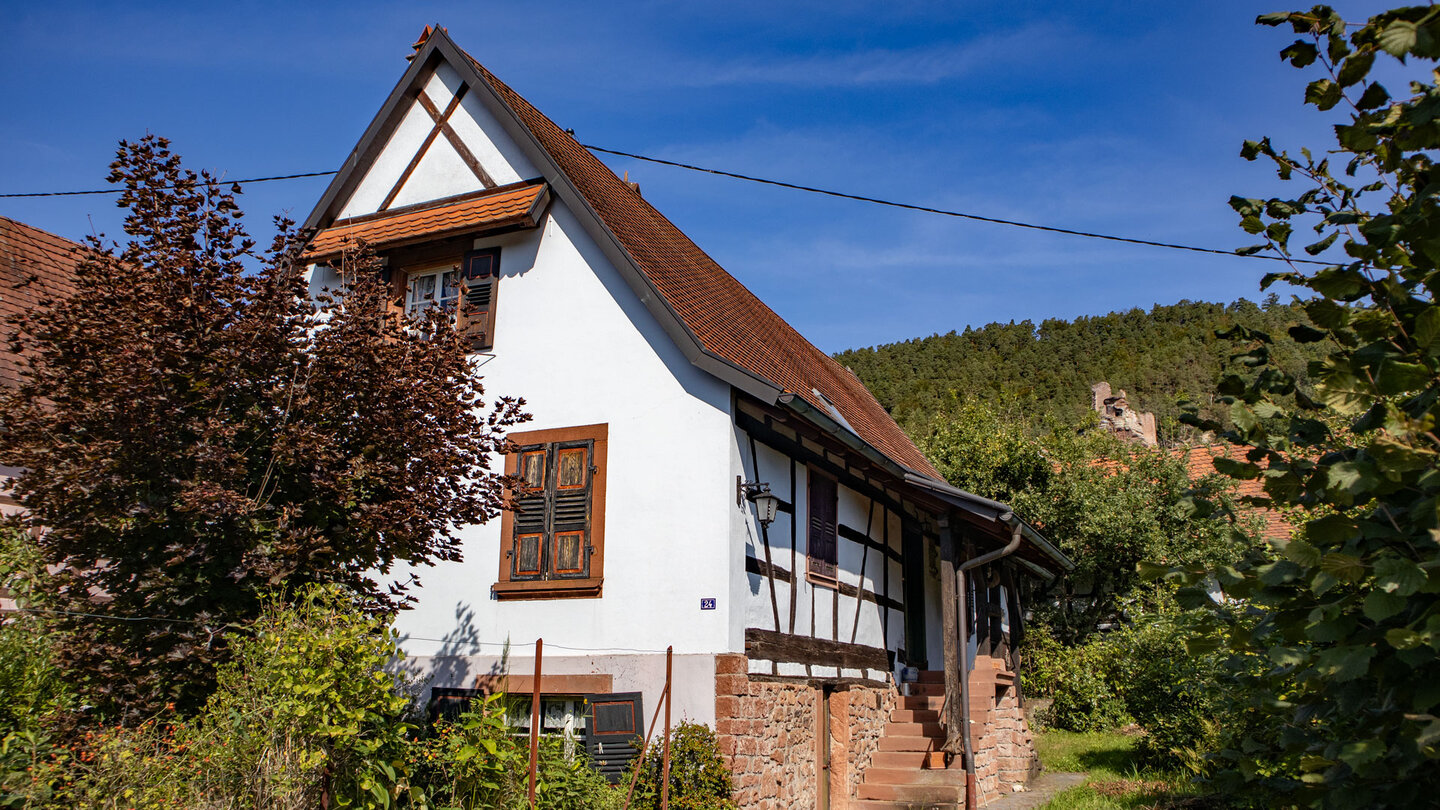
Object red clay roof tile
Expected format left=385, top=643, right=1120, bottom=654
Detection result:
left=465, top=58, right=942, bottom=479
left=0, top=217, right=81, bottom=391
left=306, top=182, right=546, bottom=260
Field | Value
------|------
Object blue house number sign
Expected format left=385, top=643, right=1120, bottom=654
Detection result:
left=700, top=598, right=716, bottom=611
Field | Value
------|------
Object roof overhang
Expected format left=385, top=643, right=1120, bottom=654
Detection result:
left=775, top=391, right=1074, bottom=579
left=304, top=180, right=550, bottom=263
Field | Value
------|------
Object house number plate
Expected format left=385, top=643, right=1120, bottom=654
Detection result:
left=700, top=598, right=716, bottom=610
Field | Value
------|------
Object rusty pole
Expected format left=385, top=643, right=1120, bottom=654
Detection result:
left=661, top=645, right=673, bottom=810
left=623, top=681, right=670, bottom=809
left=528, top=638, right=544, bottom=806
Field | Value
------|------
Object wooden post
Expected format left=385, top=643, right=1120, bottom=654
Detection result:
left=938, top=517, right=964, bottom=755
left=528, top=638, right=543, bottom=807
left=661, top=645, right=673, bottom=810
left=624, top=682, right=670, bottom=809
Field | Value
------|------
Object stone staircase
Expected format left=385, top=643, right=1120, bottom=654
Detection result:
left=851, top=660, right=1019, bottom=809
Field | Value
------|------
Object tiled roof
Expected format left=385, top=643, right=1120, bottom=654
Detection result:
left=306, top=181, right=547, bottom=261
left=465, top=58, right=943, bottom=479
left=1182, top=444, right=1293, bottom=542
left=0, top=217, right=81, bottom=391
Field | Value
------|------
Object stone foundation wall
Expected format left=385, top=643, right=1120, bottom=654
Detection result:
left=714, top=654, right=898, bottom=810
left=833, top=682, right=896, bottom=799
left=973, top=682, right=1038, bottom=804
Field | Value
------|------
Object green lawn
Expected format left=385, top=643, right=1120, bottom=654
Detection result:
left=1034, top=730, right=1204, bottom=810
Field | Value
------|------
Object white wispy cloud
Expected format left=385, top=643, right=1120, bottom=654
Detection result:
left=674, top=23, right=1069, bottom=87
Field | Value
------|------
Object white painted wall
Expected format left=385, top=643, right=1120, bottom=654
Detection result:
left=313, top=57, right=744, bottom=713
left=337, top=62, right=539, bottom=220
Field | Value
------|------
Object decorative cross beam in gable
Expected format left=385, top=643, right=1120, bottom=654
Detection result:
left=379, top=81, right=497, bottom=212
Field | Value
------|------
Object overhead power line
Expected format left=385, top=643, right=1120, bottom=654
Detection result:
left=0, top=170, right=338, bottom=198
left=0, top=148, right=1328, bottom=266
left=582, top=145, right=1330, bottom=267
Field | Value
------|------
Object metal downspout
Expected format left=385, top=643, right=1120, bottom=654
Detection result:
left=956, top=516, right=1023, bottom=809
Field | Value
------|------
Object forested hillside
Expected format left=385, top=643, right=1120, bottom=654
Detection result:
left=835, top=296, right=1323, bottom=443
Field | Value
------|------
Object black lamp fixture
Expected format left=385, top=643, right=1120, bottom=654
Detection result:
left=737, top=476, right=781, bottom=528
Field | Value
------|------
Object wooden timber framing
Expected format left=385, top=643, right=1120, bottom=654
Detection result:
left=788, top=458, right=798, bottom=634
left=847, top=500, right=876, bottom=645
left=744, top=628, right=889, bottom=673
left=747, top=434, right=782, bottom=632
left=414, top=87, right=499, bottom=190
left=939, top=516, right=964, bottom=755
left=744, top=557, right=903, bottom=613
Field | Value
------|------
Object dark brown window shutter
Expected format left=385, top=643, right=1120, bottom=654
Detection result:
left=584, top=692, right=644, bottom=783
left=512, top=443, right=548, bottom=581
left=510, top=439, right=594, bottom=581
left=807, top=471, right=838, bottom=580
left=458, top=247, right=500, bottom=350
left=549, top=440, right=593, bottom=580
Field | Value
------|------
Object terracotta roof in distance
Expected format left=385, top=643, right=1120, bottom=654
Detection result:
left=1183, top=444, right=1293, bottom=542
left=306, top=181, right=549, bottom=261
left=0, top=216, right=81, bottom=391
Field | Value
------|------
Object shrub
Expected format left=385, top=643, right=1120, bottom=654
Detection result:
left=411, top=693, right=620, bottom=810
left=628, top=723, right=735, bottom=810
left=1022, top=604, right=1226, bottom=769
left=61, top=585, right=419, bottom=809
left=1022, top=626, right=1129, bottom=733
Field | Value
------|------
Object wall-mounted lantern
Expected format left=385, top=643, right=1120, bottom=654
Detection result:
left=737, top=477, right=781, bottom=528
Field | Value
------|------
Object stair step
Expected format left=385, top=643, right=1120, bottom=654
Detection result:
left=884, top=721, right=943, bottom=737
left=889, top=708, right=939, bottom=723
left=907, top=682, right=945, bottom=697
left=858, top=782, right=964, bottom=803
left=870, top=750, right=930, bottom=769
left=900, top=696, right=944, bottom=710
left=878, top=735, right=939, bottom=752
left=915, top=670, right=946, bottom=684
left=846, top=795, right=950, bottom=801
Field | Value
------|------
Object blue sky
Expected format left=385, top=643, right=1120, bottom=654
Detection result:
left=0, top=1, right=1400, bottom=352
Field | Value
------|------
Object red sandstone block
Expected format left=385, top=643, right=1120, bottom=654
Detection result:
left=715, top=696, right=741, bottom=717
left=715, top=674, right=750, bottom=696
left=738, top=737, right=759, bottom=756
left=718, top=736, right=737, bottom=757
left=716, top=718, right=746, bottom=735
left=716, top=653, right=748, bottom=675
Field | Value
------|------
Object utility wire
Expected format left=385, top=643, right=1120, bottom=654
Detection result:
left=0, top=170, right=337, bottom=198
left=0, top=149, right=1329, bottom=267
left=582, top=144, right=1331, bottom=267
left=6, top=609, right=666, bottom=653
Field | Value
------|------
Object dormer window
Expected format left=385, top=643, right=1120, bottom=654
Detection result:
left=391, top=246, right=500, bottom=350
left=405, top=265, right=460, bottom=318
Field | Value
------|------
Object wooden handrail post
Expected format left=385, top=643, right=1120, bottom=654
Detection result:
left=528, top=638, right=543, bottom=807
left=661, top=645, right=673, bottom=810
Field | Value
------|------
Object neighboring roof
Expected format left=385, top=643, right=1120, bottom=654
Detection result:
left=305, top=181, right=550, bottom=261
left=1182, top=444, right=1292, bottom=542
left=302, top=30, right=940, bottom=479
left=0, top=216, right=81, bottom=390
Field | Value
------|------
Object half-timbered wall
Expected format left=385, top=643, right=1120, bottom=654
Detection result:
left=730, top=413, right=943, bottom=682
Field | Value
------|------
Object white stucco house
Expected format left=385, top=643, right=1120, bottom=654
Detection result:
left=300, top=27, right=1074, bottom=809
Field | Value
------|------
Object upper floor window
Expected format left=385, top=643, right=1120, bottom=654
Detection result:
left=807, top=468, right=838, bottom=584
left=394, top=246, right=500, bottom=350
left=494, top=423, right=608, bottom=600
left=405, top=265, right=459, bottom=317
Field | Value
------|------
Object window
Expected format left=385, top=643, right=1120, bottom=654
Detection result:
left=495, top=424, right=607, bottom=599
left=405, top=265, right=459, bottom=317
left=807, top=468, right=838, bottom=583
left=394, top=246, right=500, bottom=350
